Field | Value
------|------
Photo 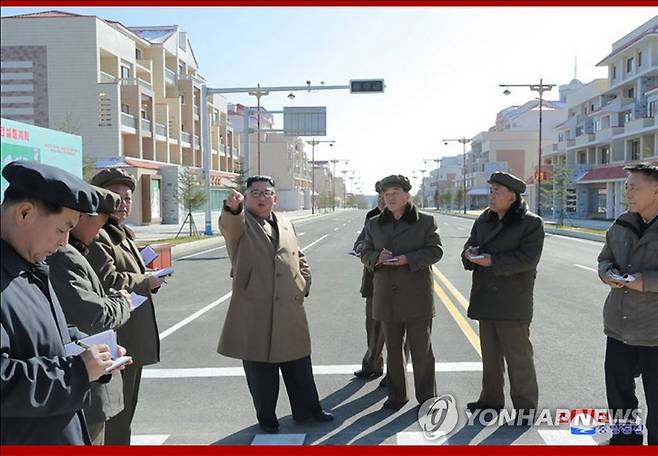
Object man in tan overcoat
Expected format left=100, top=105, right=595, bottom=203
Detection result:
left=218, top=175, right=332, bottom=434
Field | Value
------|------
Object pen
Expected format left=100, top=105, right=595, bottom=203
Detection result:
left=74, top=340, right=91, bottom=350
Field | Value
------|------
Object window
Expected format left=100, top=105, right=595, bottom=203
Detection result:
left=630, top=141, right=640, bottom=161
left=590, top=103, right=595, bottom=112
left=593, top=119, right=601, bottom=132
left=627, top=87, right=634, bottom=99
left=180, top=95, right=185, bottom=105
left=626, top=57, right=634, bottom=73
left=576, top=126, right=584, bottom=137
left=578, top=151, right=587, bottom=165
left=121, top=104, right=130, bottom=114
left=601, top=147, right=609, bottom=164
left=178, top=63, right=184, bottom=75
left=558, top=132, right=564, bottom=142
left=135, top=48, right=142, bottom=60
left=620, top=110, right=632, bottom=126
left=649, top=101, right=657, bottom=118
left=120, top=65, right=130, bottom=79
left=638, top=52, right=642, bottom=67
left=612, top=65, right=617, bottom=79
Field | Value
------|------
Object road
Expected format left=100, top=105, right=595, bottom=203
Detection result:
left=129, top=210, right=646, bottom=445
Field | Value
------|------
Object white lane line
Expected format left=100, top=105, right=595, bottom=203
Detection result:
left=546, top=234, right=603, bottom=246
left=158, top=291, right=232, bottom=340
left=159, top=235, right=328, bottom=340
left=537, top=430, right=597, bottom=445
left=142, top=362, right=482, bottom=378
left=298, top=232, right=306, bottom=236
left=177, top=245, right=226, bottom=260
left=301, top=234, right=328, bottom=252
left=130, top=434, right=170, bottom=445
left=333, top=227, right=340, bottom=231
left=574, top=264, right=598, bottom=273
left=252, top=434, right=306, bottom=445
left=397, top=432, right=447, bottom=445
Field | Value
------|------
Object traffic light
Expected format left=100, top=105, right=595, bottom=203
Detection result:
left=350, top=79, right=385, bottom=94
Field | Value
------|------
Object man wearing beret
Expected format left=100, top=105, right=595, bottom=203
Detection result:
left=461, top=171, right=544, bottom=416
left=597, top=163, right=658, bottom=445
left=0, top=160, right=122, bottom=444
left=47, top=186, right=134, bottom=445
left=361, top=174, right=444, bottom=410
left=86, top=168, right=165, bottom=444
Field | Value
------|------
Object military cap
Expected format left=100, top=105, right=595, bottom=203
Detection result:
left=2, top=160, right=98, bottom=214
left=90, top=168, right=136, bottom=192
left=375, top=180, right=383, bottom=193
left=379, top=174, right=412, bottom=192
left=488, top=171, right=526, bottom=194
left=92, top=186, right=121, bottom=215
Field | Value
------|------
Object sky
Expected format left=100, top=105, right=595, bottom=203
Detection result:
left=1, top=6, right=656, bottom=193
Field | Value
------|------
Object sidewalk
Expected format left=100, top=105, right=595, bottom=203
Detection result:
left=128, top=208, right=319, bottom=242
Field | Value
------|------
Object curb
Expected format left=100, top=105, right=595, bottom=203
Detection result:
left=434, top=211, right=605, bottom=243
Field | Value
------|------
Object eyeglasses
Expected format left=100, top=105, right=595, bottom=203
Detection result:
left=249, top=190, right=275, bottom=198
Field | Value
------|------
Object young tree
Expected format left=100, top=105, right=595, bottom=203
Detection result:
left=232, top=159, right=248, bottom=195
left=176, top=167, right=208, bottom=237
left=541, top=163, right=572, bottom=226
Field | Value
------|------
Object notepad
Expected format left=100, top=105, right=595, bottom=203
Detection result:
left=153, top=267, right=174, bottom=278
left=130, top=292, right=148, bottom=311
left=64, top=330, right=132, bottom=373
left=140, top=245, right=159, bottom=266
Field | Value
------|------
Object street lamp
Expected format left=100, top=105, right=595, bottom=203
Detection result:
left=306, top=139, right=335, bottom=215
left=499, top=79, right=556, bottom=216
left=328, top=158, right=349, bottom=211
left=442, top=137, right=471, bottom=214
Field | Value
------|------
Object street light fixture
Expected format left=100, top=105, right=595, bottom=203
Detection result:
left=499, top=79, right=556, bottom=216
left=328, top=158, right=349, bottom=211
left=306, top=139, right=335, bottom=215
left=442, top=137, right=472, bottom=214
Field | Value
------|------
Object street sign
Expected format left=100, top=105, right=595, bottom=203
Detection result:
left=350, top=79, right=385, bottom=93
left=283, top=106, right=326, bottom=136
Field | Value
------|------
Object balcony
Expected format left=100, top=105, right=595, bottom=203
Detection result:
left=120, top=78, right=153, bottom=92
left=136, top=59, right=152, bottom=74
left=165, top=68, right=177, bottom=85
left=219, top=144, right=226, bottom=155
left=596, top=127, right=624, bottom=142
left=141, top=118, right=152, bottom=132
left=194, top=135, right=200, bottom=149
left=99, top=71, right=116, bottom=83
left=624, top=117, right=657, bottom=134
left=155, top=122, right=167, bottom=138
left=567, top=139, right=576, bottom=148
left=121, top=113, right=136, bottom=130
left=193, top=105, right=199, bottom=117
left=575, top=133, right=596, bottom=147
left=181, top=131, right=192, bottom=146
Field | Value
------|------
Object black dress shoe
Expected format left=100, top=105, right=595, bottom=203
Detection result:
left=382, top=399, right=408, bottom=410
left=353, top=369, right=383, bottom=380
left=312, top=410, right=334, bottom=422
left=258, top=423, right=280, bottom=434
left=378, top=376, right=387, bottom=388
left=466, top=401, right=504, bottom=413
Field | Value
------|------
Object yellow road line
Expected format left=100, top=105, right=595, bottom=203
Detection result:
left=433, top=267, right=470, bottom=312
left=432, top=279, right=481, bottom=358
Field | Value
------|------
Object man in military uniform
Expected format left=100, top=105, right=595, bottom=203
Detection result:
left=361, top=175, right=443, bottom=410
left=47, top=186, right=133, bottom=444
left=462, top=171, right=544, bottom=416
left=1, top=161, right=119, bottom=444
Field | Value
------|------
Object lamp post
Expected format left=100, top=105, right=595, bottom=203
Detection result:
left=499, top=79, right=556, bottom=216
left=306, top=139, right=335, bottom=214
left=442, top=137, right=471, bottom=214
left=328, top=158, right=349, bottom=211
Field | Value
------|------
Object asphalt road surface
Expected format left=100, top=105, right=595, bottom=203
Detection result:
left=129, top=210, right=647, bottom=446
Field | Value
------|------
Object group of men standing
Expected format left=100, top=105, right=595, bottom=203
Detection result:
left=1, top=161, right=165, bottom=445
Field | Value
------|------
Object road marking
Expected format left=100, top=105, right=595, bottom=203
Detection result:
left=159, top=235, right=327, bottom=340
left=574, top=264, right=598, bottom=273
left=537, top=430, right=597, bottom=445
left=397, top=432, right=447, bottom=445
left=456, top=226, right=465, bottom=231
left=433, top=268, right=470, bottom=311
left=433, top=279, right=481, bottom=357
left=130, top=434, right=170, bottom=445
left=142, top=362, right=482, bottom=379
left=158, top=291, right=232, bottom=340
left=333, top=227, right=340, bottom=231
left=301, top=234, right=328, bottom=252
left=177, top=244, right=226, bottom=261
left=252, top=434, right=306, bottom=445
left=298, top=232, right=306, bottom=236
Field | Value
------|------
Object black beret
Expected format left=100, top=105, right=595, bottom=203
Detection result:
left=90, top=168, right=136, bottom=192
left=2, top=160, right=98, bottom=214
left=488, top=171, right=526, bottom=194
left=379, top=174, right=412, bottom=192
left=92, top=186, right=121, bottom=215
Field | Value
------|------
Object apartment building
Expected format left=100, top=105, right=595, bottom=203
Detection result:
left=1, top=11, right=240, bottom=225
left=544, top=16, right=657, bottom=219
